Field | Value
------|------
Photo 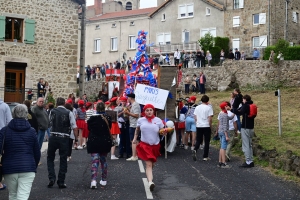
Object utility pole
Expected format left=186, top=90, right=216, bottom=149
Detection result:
left=79, top=4, right=86, bottom=98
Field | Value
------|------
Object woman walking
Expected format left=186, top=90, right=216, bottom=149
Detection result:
left=87, top=102, right=112, bottom=189
left=76, top=100, right=87, bottom=149
left=133, top=104, right=166, bottom=191
left=0, top=104, right=40, bottom=199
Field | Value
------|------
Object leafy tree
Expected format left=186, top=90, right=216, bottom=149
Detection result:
left=198, top=33, right=214, bottom=52
left=47, top=92, right=55, bottom=106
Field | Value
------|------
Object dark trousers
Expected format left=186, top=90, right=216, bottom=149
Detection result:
left=119, top=121, right=131, bottom=157
left=184, top=84, right=190, bottom=94
left=201, top=59, right=205, bottom=67
left=175, top=58, right=179, bottom=66
left=195, top=127, right=211, bottom=158
left=184, top=60, right=188, bottom=68
left=87, top=75, right=91, bottom=81
left=67, top=138, right=73, bottom=157
left=47, top=136, right=69, bottom=184
left=200, top=84, right=205, bottom=94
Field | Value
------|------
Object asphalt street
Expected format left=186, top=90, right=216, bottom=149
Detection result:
left=1, top=143, right=300, bottom=200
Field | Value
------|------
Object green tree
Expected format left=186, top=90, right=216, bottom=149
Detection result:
left=47, top=92, right=56, bottom=106
left=198, top=33, right=214, bottom=52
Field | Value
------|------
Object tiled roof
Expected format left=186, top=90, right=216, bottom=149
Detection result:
left=149, top=0, right=224, bottom=17
left=89, top=7, right=157, bottom=21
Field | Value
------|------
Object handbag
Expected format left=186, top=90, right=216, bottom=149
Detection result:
left=0, top=128, right=6, bottom=181
left=100, top=114, right=116, bottom=146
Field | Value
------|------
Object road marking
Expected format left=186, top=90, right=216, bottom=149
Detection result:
left=142, top=178, right=153, bottom=199
left=138, top=160, right=145, bottom=173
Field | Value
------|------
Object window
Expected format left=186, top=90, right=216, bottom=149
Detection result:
left=200, top=28, right=216, bottom=37
left=162, top=14, right=166, bottom=21
left=95, top=25, right=100, bottom=29
left=130, top=21, right=134, bottom=26
left=233, top=16, right=240, bottom=27
left=112, top=23, right=116, bottom=28
left=156, top=33, right=171, bottom=45
left=182, top=31, right=190, bottom=43
left=0, top=16, right=35, bottom=44
left=252, top=35, right=267, bottom=48
left=126, top=2, right=132, bottom=10
left=178, top=4, right=194, bottom=19
left=206, top=8, right=211, bottom=16
left=111, top=37, right=118, bottom=51
left=253, top=13, right=266, bottom=25
left=233, top=0, right=244, bottom=9
left=129, top=35, right=136, bottom=49
left=232, top=38, right=240, bottom=51
left=94, top=39, right=101, bottom=52
left=293, top=12, right=299, bottom=23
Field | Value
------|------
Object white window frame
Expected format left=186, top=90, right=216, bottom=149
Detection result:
left=200, top=27, right=216, bottom=38
left=252, top=35, right=267, bottom=48
left=111, top=37, right=118, bottom=51
left=156, top=32, right=171, bottom=45
left=232, top=38, right=240, bottom=51
left=128, top=35, right=136, bottom=50
left=206, top=7, right=211, bottom=16
left=293, top=12, right=299, bottom=23
left=233, top=0, right=244, bottom=9
left=233, top=16, right=240, bottom=27
left=94, top=38, right=101, bottom=52
left=178, top=4, right=194, bottom=19
left=253, top=13, right=266, bottom=25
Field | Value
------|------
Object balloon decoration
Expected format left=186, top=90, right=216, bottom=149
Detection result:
left=123, top=30, right=157, bottom=96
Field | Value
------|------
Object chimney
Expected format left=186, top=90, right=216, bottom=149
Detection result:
left=94, top=0, right=103, bottom=15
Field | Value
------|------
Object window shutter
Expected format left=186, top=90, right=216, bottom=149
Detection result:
left=157, top=34, right=164, bottom=45
left=179, top=5, right=185, bottom=17
left=239, top=0, right=244, bottom=8
left=233, top=16, right=240, bottom=27
left=259, top=13, right=266, bottom=24
left=165, top=33, right=171, bottom=44
left=25, top=19, right=35, bottom=44
left=0, top=16, right=5, bottom=41
left=187, top=5, right=193, bottom=15
left=232, top=38, right=240, bottom=50
left=292, top=12, right=297, bottom=22
left=259, top=35, right=267, bottom=47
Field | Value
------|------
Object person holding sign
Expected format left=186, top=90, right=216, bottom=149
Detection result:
left=133, top=104, right=167, bottom=192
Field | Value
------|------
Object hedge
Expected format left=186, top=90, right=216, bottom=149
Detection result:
left=263, top=46, right=300, bottom=60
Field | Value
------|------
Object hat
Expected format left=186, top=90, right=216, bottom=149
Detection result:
left=127, top=93, right=135, bottom=98
left=119, top=97, right=127, bottom=102
left=105, top=101, right=110, bottom=105
left=97, top=100, right=102, bottom=103
left=66, top=99, right=73, bottom=104
left=143, top=104, right=155, bottom=111
left=78, top=100, right=84, bottom=105
left=110, top=97, right=118, bottom=102
left=220, top=102, right=227, bottom=110
left=86, top=102, right=92, bottom=108
left=190, top=96, right=197, bottom=101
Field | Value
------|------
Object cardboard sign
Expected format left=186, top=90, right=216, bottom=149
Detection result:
left=135, top=84, right=169, bottom=110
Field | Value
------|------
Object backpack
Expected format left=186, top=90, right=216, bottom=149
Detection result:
left=248, top=104, right=257, bottom=117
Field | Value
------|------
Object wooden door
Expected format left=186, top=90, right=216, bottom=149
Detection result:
left=4, top=69, right=25, bottom=103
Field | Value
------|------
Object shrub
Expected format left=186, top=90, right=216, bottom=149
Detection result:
left=215, top=37, right=230, bottom=56
left=209, top=46, right=222, bottom=66
left=198, top=33, right=214, bottom=52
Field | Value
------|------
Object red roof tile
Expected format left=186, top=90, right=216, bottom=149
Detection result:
left=89, top=7, right=157, bottom=20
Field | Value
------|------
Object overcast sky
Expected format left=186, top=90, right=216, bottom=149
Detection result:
left=86, top=0, right=157, bottom=8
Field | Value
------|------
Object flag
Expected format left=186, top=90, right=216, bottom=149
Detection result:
left=168, top=92, right=173, bottom=99
left=171, top=77, right=176, bottom=87
left=153, top=48, right=161, bottom=54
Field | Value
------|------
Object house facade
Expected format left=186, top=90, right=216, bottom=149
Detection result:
left=85, top=7, right=156, bottom=66
left=148, top=0, right=225, bottom=54
left=224, top=0, right=300, bottom=55
left=0, top=0, right=84, bottom=102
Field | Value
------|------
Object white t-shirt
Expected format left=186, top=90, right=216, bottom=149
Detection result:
left=217, top=110, right=237, bottom=131
left=194, top=104, right=214, bottom=127
left=137, top=117, right=164, bottom=145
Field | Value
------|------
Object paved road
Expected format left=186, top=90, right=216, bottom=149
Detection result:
left=1, top=143, right=300, bottom=200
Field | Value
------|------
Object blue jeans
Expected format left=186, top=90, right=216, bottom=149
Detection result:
left=236, top=115, right=241, bottom=131
left=200, top=84, right=205, bottom=94
left=47, top=128, right=51, bottom=138
left=185, top=84, right=190, bottom=94
left=37, top=129, right=46, bottom=150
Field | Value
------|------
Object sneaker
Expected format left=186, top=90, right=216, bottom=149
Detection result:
left=90, top=181, right=97, bottom=189
left=203, top=157, right=210, bottom=161
left=126, top=156, right=138, bottom=161
left=217, top=162, right=222, bottom=167
left=38, top=162, right=42, bottom=166
left=239, top=162, right=254, bottom=168
left=184, top=145, right=189, bottom=150
left=77, top=146, right=83, bottom=150
left=191, top=146, right=195, bottom=151
left=221, top=163, right=231, bottom=168
left=226, top=154, right=230, bottom=162
left=149, top=182, right=155, bottom=191
left=67, top=157, right=71, bottom=162
left=111, top=155, right=119, bottom=160
left=82, top=144, right=86, bottom=148
left=99, top=180, right=107, bottom=186
left=200, top=144, right=204, bottom=150
left=192, top=150, right=197, bottom=161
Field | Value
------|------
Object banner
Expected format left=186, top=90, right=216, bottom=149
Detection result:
left=134, top=84, right=169, bottom=110
left=106, top=69, right=125, bottom=76
left=108, top=81, right=120, bottom=99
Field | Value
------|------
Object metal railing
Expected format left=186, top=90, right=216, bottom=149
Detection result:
left=0, top=87, right=40, bottom=102
left=148, top=42, right=201, bottom=55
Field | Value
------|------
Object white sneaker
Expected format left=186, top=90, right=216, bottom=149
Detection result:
left=100, top=180, right=107, bottom=186
left=77, top=146, right=83, bottom=150
left=67, top=157, right=71, bottom=162
left=111, top=155, right=119, bottom=160
left=191, top=146, right=195, bottom=150
left=90, top=180, right=97, bottom=189
left=149, top=182, right=155, bottom=191
left=126, top=156, right=138, bottom=161
left=184, top=145, right=189, bottom=150
left=200, top=144, right=204, bottom=150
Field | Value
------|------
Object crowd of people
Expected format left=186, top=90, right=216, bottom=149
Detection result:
left=0, top=84, right=257, bottom=199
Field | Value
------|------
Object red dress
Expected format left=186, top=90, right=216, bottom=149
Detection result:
left=108, top=106, right=120, bottom=135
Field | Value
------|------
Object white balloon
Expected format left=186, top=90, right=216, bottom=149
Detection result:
left=166, top=120, right=174, bottom=128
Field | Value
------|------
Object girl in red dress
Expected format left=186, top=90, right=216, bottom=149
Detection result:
left=106, top=97, right=121, bottom=160
left=76, top=100, right=87, bottom=149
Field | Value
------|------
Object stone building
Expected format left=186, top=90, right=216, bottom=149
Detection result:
left=224, top=0, right=300, bottom=55
left=0, top=0, right=84, bottom=102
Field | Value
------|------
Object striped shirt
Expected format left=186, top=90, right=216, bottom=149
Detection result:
left=86, top=109, right=94, bottom=122
left=217, top=112, right=234, bottom=133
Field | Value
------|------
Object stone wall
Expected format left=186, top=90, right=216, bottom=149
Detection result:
left=0, top=0, right=80, bottom=101
left=179, top=61, right=300, bottom=92
left=83, top=78, right=106, bottom=100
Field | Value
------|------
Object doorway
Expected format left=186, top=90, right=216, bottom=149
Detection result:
left=4, top=62, right=26, bottom=103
